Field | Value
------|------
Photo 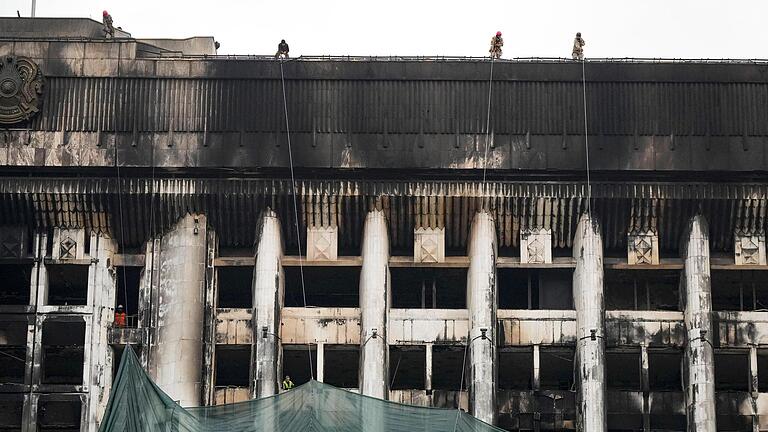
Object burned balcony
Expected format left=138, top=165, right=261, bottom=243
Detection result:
left=0, top=319, right=28, bottom=386
left=389, top=345, right=426, bottom=390
left=282, top=344, right=317, bottom=387
left=0, top=264, right=32, bottom=306
left=217, top=267, right=253, bottom=309
left=37, top=395, right=82, bottom=432
left=324, top=344, right=360, bottom=389
left=284, top=267, right=360, bottom=308
left=604, top=270, right=680, bottom=311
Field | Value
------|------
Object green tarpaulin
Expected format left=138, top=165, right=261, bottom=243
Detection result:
left=99, top=347, right=505, bottom=432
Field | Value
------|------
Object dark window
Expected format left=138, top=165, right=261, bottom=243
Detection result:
left=648, top=350, right=683, bottom=391
left=431, top=345, right=466, bottom=391
left=391, top=268, right=466, bottom=309
left=498, top=269, right=573, bottom=310
left=282, top=345, right=317, bottom=386
left=539, top=348, right=574, bottom=391
left=115, top=266, right=141, bottom=316
left=41, top=321, right=85, bottom=385
left=215, top=345, right=250, bottom=387
left=46, top=265, right=89, bottom=306
left=217, top=267, right=253, bottom=308
left=758, top=349, right=768, bottom=392
left=0, top=264, right=32, bottom=306
left=324, top=345, right=359, bottom=389
left=389, top=346, right=425, bottom=390
left=284, top=267, right=360, bottom=307
left=606, top=351, right=641, bottom=390
left=37, top=396, right=81, bottom=432
left=714, top=351, right=750, bottom=392
left=604, top=270, right=680, bottom=311
left=0, top=321, right=27, bottom=384
left=498, top=348, right=532, bottom=390
left=712, top=271, right=768, bottom=311
left=0, top=396, right=23, bottom=430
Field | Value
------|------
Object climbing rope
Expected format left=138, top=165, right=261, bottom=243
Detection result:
left=581, top=59, right=592, bottom=216
left=279, top=58, right=314, bottom=380
left=113, top=43, right=130, bottom=317
left=481, top=57, right=495, bottom=187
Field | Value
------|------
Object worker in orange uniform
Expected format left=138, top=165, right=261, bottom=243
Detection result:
left=114, top=305, right=126, bottom=327
left=489, top=31, right=503, bottom=59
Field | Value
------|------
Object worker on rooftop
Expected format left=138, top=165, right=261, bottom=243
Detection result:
left=114, top=305, right=126, bottom=328
left=572, top=32, right=586, bottom=60
left=489, top=31, right=503, bottom=59
left=282, top=375, right=295, bottom=390
left=103, top=10, right=114, bottom=38
left=275, top=39, right=290, bottom=59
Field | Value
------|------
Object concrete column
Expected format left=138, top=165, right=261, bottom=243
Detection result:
left=641, top=345, right=650, bottom=432
left=316, top=342, right=325, bottom=383
left=251, top=210, right=284, bottom=398
left=359, top=210, right=390, bottom=399
left=86, top=233, right=117, bottom=431
left=148, top=214, right=207, bottom=407
left=532, top=345, right=541, bottom=391
left=425, top=343, right=433, bottom=393
left=466, top=210, right=497, bottom=425
left=751, top=346, right=759, bottom=432
left=681, top=215, right=716, bottom=432
left=573, top=214, right=606, bottom=432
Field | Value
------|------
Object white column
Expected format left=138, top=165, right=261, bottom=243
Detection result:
left=359, top=210, right=390, bottom=399
left=573, top=214, right=606, bottom=432
left=316, top=342, right=325, bottom=383
left=149, top=214, right=207, bottom=407
left=682, top=215, right=716, bottom=432
left=467, top=210, right=496, bottom=425
left=251, top=210, right=284, bottom=398
left=86, top=233, right=117, bottom=431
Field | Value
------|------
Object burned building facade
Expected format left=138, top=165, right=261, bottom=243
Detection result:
left=1, top=18, right=768, bottom=432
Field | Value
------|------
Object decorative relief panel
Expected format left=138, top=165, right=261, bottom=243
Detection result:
left=306, top=226, right=338, bottom=261
left=53, top=228, right=86, bottom=260
left=520, top=228, right=552, bottom=264
left=414, top=228, right=445, bottom=263
left=0, top=56, right=44, bottom=125
left=627, top=231, right=659, bottom=265
left=735, top=232, right=766, bottom=266
left=0, top=226, right=27, bottom=258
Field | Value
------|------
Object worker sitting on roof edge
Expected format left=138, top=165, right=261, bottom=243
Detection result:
left=489, top=31, right=503, bottom=59
left=103, top=10, right=114, bottom=38
left=572, top=32, right=586, bottom=60
left=275, top=40, right=290, bottom=59
left=282, top=375, right=295, bottom=390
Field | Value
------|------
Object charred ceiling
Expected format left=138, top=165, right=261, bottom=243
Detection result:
left=0, top=177, right=764, bottom=252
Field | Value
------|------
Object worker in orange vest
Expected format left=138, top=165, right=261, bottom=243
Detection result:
left=114, top=305, right=126, bottom=327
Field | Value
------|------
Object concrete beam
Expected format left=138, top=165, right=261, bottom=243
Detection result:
left=681, top=215, right=716, bottom=432
left=359, top=210, right=390, bottom=399
left=573, top=214, right=606, bottom=432
left=251, top=210, right=284, bottom=398
left=467, top=210, right=496, bottom=425
left=148, top=214, right=207, bottom=407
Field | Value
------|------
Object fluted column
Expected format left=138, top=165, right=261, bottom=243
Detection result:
left=149, top=214, right=207, bottom=407
left=359, top=210, right=390, bottom=399
left=467, top=211, right=496, bottom=425
left=682, top=215, right=716, bottom=432
left=573, top=214, right=606, bottom=432
left=251, top=210, right=284, bottom=398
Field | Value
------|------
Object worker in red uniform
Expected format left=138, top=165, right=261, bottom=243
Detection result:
left=114, top=305, right=126, bottom=327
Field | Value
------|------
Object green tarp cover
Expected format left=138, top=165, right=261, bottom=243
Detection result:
left=99, top=347, right=504, bottom=432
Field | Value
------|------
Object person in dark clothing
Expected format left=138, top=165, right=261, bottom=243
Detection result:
left=275, top=40, right=290, bottom=59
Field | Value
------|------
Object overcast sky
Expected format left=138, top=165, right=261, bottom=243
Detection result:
left=2, top=0, right=767, bottom=58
